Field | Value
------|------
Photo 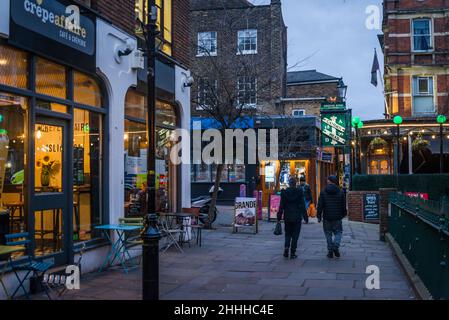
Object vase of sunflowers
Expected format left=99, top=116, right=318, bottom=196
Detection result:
left=37, top=156, right=60, bottom=187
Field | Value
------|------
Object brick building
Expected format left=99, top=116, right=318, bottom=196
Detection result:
left=282, top=70, right=346, bottom=117
left=354, top=0, right=449, bottom=177
left=190, top=0, right=287, bottom=116
left=383, top=0, right=449, bottom=117
left=189, top=0, right=288, bottom=201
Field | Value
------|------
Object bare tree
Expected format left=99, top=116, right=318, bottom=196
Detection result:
left=190, top=6, right=280, bottom=227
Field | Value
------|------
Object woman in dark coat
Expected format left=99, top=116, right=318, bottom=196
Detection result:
left=277, top=177, right=307, bottom=259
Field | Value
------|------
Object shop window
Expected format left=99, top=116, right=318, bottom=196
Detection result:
left=193, top=164, right=212, bottom=183
left=125, top=89, right=146, bottom=120
left=36, top=100, right=68, bottom=114
left=0, top=92, right=27, bottom=258
left=135, top=0, right=172, bottom=56
left=124, top=89, right=178, bottom=215
left=36, top=58, right=67, bottom=100
left=157, top=100, right=176, bottom=127
left=34, top=123, right=63, bottom=193
left=0, top=45, right=28, bottom=89
left=124, top=119, right=148, bottom=216
left=73, top=108, right=103, bottom=242
left=74, top=71, right=102, bottom=108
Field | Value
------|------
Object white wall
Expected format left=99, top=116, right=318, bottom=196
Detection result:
left=0, top=0, right=10, bottom=38
left=175, top=66, right=192, bottom=209
left=96, top=19, right=138, bottom=224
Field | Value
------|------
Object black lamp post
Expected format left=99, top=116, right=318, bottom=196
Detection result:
left=437, top=115, right=447, bottom=174
left=141, top=0, right=161, bottom=301
left=393, top=116, right=403, bottom=175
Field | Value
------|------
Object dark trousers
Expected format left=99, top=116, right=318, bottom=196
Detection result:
left=284, top=222, right=302, bottom=252
left=323, top=219, right=343, bottom=251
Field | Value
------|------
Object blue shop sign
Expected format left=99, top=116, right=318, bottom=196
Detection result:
left=11, top=0, right=95, bottom=55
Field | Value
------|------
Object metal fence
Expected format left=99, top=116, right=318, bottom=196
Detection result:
left=389, top=193, right=449, bottom=299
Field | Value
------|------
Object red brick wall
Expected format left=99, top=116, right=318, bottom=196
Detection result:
left=347, top=191, right=379, bottom=224
left=172, top=0, right=190, bottom=67
left=92, top=0, right=135, bottom=35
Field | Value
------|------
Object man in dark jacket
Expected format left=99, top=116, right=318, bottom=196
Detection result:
left=277, top=177, right=307, bottom=259
left=317, top=175, right=347, bottom=259
left=299, top=176, right=313, bottom=224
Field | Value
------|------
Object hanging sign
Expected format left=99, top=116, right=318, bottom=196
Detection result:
left=321, top=112, right=349, bottom=147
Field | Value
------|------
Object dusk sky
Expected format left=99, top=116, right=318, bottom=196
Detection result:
left=251, top=0, right=385, bottom=120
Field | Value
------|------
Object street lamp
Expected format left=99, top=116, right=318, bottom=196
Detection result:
left=437, top=115, right=447, bottom=174
left=140, top=0, right=161, bottom=301
left=352, top=117, right=363, bottom=174
left=338, top=80, right=348, bottom=102
left=393, top=116, right=403, bottom=175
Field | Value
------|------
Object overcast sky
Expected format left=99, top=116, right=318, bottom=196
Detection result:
left=251, top=0, right=384, bottom=120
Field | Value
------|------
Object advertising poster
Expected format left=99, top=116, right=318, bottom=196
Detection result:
left=234, top=197, right=258, bottom=234
left=269, top=195, right=281, bottom=221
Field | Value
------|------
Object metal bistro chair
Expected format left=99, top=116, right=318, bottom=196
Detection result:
left=42, top=244, right=85, bottom=300
left=5, top=232, right=54, bottom=299
left=159, top=217, right=184, bottom=253
left=118, top=217, right=144, bottom=266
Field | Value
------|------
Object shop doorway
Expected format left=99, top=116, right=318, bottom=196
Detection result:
left=31, top=117, right=70, bottom=265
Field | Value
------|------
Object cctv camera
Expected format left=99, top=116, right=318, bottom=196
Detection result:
left=183, top=76, right=194, bottom=87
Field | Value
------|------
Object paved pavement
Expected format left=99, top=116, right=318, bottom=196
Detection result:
left=33, top=207, right=416, bottom=300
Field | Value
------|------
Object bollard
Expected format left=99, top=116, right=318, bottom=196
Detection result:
left=141, top=213, right=161, bottom=300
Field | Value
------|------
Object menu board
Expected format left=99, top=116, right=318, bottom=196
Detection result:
left=364, top=193, right=379, bottom=220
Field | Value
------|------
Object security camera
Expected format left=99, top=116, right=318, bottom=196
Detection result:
left=115, top=38, right=136, bottom=63
left=183, top=76, right=195, bottom=88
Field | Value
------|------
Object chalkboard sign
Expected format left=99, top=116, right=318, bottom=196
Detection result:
left=364, top=193, right=379, bottom=220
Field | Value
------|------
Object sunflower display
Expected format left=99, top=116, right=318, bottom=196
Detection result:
left=36, top=155, right=61, bottom=187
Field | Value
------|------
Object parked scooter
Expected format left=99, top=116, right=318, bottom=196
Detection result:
left=191, top=186, right=223, bottom=224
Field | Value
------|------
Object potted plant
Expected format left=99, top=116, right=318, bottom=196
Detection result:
left=412, top=135, right=430, bottom=152
left=369, top=137, right=388, bottom=150
left=36, top=156, right=60, bottom=187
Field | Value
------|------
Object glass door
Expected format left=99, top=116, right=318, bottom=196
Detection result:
left=31, top=117, right=70, bottom=265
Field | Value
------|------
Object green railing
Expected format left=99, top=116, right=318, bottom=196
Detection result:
left=389, top=193, right=449, bottom=299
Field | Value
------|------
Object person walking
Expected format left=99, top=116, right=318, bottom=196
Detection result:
left=277, top=177, right=307, bottom=259
left=317, top=175, right=347, bottom=259
left=299, top=176, right=313, bottom=224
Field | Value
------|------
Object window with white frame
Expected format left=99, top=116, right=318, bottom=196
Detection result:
left=413, top=19, right=432, bottom=51
left=292, top=109, right=306, bottom=117
left=237, top=29, right=257, bottom=54
left=412, top=76, right=435, bottom=115
left=237, top=76, right=257, bottom=107
left=197, top=32, right=217, bottom=56
left=197, top=78, right=217, bottom=110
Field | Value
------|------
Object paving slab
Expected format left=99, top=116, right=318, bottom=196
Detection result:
left=28, top=210, right=415, bottom=300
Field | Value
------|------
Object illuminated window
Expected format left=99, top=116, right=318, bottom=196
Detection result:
left=135, top=0, right=172, bottom=56
left=0, top=45, right=28, bottom=89
left=36, top=58, right=67, bottom=99
left=74, top=71, right=103, bottom=108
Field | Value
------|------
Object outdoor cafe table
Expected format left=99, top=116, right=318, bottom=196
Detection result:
left=94, top=224, right=143, bottom=274
left=0, top=245, right=25, bottom=299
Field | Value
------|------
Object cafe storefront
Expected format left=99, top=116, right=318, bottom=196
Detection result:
left=0, top=0, right=192, bottom=298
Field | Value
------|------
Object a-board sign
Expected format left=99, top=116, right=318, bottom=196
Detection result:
left=233, top=197, right=258, bottom=234
left=364, top=193, right=379, bottom=220
left=269, top=195, right=281, bottom=221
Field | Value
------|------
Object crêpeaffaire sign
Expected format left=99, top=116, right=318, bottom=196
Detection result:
left=9, top=0, right=96, bottom=70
